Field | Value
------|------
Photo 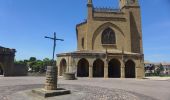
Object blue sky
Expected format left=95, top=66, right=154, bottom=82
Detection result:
left=0, top=0, right=170, bottom=62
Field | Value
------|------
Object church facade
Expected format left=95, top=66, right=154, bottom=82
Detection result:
left=57, top=0, right=144, bottom=78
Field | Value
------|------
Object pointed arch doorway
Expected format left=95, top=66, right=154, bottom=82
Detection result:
left=108, top=59, right=121, bottom=78
left=93, top=59, right=104, bottom=77
left=77, top=58, right=89, bottom=77
left=125, top=60, right=136, bottom=78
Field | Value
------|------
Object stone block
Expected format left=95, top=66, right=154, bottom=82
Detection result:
left=63, top=72, right=76, bottom=80
left=32, top=88, right=71, bottom=98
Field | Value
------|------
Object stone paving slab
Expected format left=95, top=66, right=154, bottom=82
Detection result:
left=32, top=88, right=71, bottom=97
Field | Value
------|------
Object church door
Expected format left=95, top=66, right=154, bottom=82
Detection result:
left=77, top=58, right=89, bottom=77
left=125, top=60, right=136, bottom=78
left=108, top=59, right=121, bottom=78
left=93, top=59, right=104, bottom=77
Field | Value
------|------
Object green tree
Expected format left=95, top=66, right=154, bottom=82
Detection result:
left=29, top=57, right=36, bottom=62
left=28, top=57, right=37, bottom=72
left=156, top=63, right=164, bottom=76
left=14, top=60, right=26, bottom=65
left=32, top=60, right=43, bottom=72
left=43, top=58, right=53, bottom=66
left=159, top=63, right=164, bottom=72
left=14, top=57, right=55, bottom=73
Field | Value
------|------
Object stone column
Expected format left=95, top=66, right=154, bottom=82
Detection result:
left=58, top=65, right=60, bottom=76
left=104, top=63, right=108, bottom=78
left=89, top=65, right=93, bottom=78
left=135, top=60, right=144, bottom=79
left=136, top=65, right=144, bottom=79
left=136, top=67, right=139, bottom=78
left=121, top=67, right=125, bottom=78
left=121, top=61, right=125, bottom=78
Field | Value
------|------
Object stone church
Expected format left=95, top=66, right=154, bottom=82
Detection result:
left=57, top=0, right=144, bottom=78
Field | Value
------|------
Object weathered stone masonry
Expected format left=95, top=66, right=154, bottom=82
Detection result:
left=0, top=46, right=16, bottom=76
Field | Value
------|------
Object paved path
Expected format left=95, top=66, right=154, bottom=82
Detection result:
left=0, top=76, right=169, bottom=100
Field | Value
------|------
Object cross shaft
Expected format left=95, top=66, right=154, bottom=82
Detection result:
left=45, top=32, right=64, bottom=63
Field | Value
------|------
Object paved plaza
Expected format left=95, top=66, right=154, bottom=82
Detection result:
left=0, top=76, right=169, bottom=100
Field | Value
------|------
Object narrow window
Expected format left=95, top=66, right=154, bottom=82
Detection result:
left=82, top=38, right=84, bottom=49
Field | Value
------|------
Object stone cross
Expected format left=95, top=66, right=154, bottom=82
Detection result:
left=32, top=33, right=70, bottom=97
left=45, top=32, right=64, bottom=63
left=44, top=32, right=64, bottom=90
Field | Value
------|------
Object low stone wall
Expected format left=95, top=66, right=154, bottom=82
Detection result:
left=12, top=64, right=28, bottom=76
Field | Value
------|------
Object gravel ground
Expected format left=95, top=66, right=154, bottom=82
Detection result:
left=0, top=84, right=156, bottom=100
left=0, top=84, right=43, bottom=100
left=60, top=84, right=156, bottom=100
left=0, top=76, right=169, bottom=100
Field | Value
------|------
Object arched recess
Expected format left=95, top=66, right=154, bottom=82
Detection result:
left=108, top=59, right=121, bottom=78
left=0, top=63, right=4, bottom=75
left=59, top=59, right=67, bottom=76
left=77, top=58, right=89, bottom=77
left=92, top=22, right=124, bottom=50
left=125, top=60, right=136, bottom=78
left=93, top=59, right=104, bottom=77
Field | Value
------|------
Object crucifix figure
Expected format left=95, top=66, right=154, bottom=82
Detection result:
left=45, top=32, right=64, bottom=64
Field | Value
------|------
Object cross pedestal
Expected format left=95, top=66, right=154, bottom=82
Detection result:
left=32, top=66, right=71, bottom=98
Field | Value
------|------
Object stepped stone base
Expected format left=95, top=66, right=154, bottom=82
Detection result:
left=32, top=88, right=71, bottom=98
